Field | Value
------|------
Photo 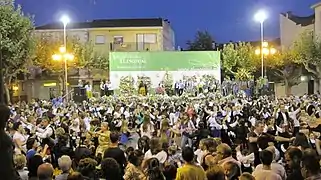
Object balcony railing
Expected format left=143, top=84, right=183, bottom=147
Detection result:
left=110, top=42, right=153, bottom=51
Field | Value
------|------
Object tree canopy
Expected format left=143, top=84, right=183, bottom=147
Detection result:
left=186, top=31, right=214, bottom=51
left=0, top=0, right=34, bottom=83
left=266, top=49, right=302, bottom=95
left=293, top=30, right=321, bottom=79
left=222, top=42, right=259, bottom=80
left=33, top=37, right=108, bottom=77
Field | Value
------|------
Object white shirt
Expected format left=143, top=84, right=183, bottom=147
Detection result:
left=289, top=108, right=301, bottom=127
left=208, top=116, right=222, bottom=129
left=36, top=125, right=53, bottom=139
left=144, top=150, right=168, bottom=164
left=140, top=123, right=154, bottom=139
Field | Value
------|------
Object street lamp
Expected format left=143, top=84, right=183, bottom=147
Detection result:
left=60, top=15, right=70, bottom=101
left=52, top=46, right=74, bottom=100
left=254, top=10, right=268, bottom=78
left=255, top=41, right=276, bottom=76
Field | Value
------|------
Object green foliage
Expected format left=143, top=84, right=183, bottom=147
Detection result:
left=186, top=31, right=214, bottom=51
left=293, top=30, right=321, bottom=77
left=222, top=42, right=259, bottom=80
left=119, top=76, right=134, bottom=95
left=75, top=42, right=108, bottom=70
left=0, top=0, right=35, bottom=82
left=267, top=50, right=302, bottom=93
left=33, top=37, right=108, bottom=76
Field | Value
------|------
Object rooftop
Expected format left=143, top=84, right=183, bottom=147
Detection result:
left=281, top=12, right=315, bottom=26
left=36, top=18, right=166, bottom=30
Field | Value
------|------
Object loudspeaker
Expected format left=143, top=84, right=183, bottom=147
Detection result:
left=73, top=87, right=87, bottom=103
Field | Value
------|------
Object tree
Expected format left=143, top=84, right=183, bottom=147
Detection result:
left=222, top=42, right=259, bottom=81
left=186, top=31, right=214, bottom=50
left=293, top=30, right=321, bottom=91
left=267, top=50, right=302, bottom=95
left=0, top=0, right=35, bottom=103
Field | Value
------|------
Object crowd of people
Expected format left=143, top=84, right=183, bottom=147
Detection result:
left=2, top=88, right=321, bottom=180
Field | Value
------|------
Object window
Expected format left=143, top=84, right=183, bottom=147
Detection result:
left=113, top=36, right=123, bottom=44
left=144, top=34, right=157, bottom=43
left=95, top=35, right=105, bottom=44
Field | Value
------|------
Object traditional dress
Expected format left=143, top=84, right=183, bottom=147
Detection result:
left=138, top=83, right=147, bottom=96
left=95, top=131, right=111, bottom=156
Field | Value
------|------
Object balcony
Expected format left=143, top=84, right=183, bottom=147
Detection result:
left=110, top=42, right=154, bottom=51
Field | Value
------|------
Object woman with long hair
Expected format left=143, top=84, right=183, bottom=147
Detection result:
left=140, top=115, right=154, bottom=139
left=144, top=138, right=168, bottom=164
left=143, top=158, right=165, bottom=180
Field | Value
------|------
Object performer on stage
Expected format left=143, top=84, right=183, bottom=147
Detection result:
left=84, top=81, right=93, bottom=99
left=138, top=81, right=147, bottom=96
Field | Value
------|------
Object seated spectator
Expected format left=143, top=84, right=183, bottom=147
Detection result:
left=252, top=150, right=282, bottom=180
left=14, top=154, right=29, bottom=180
left=206, top=165, right=225, bottom=180
left=38, top=163, right=54, bottom=180
left=176, top=147, right=206, bottom=180
left=55, top=155, right=72, bottom=180
left=100, top=158, right=122, bottom=180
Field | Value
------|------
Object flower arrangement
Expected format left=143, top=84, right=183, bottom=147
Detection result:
left=119, top=76, right=135, bottom=95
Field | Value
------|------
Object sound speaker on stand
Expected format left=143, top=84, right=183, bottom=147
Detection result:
left=73, top=87, right=87, bottom=103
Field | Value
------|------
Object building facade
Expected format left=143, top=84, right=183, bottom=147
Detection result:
left=277, top=2, right=321, bottom=96
left=17, top=18, right=175, bottom=101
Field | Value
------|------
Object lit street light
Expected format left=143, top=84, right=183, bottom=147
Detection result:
left=52, top=46, right=74, bottom=100
left=254, top=10, right=268, bottom=78
left=255, top=41, right=276, bottom=77
left=60, top=15, right=70, bottom=101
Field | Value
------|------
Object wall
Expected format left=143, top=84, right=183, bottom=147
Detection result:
left=89, top=27, right=163, bottom=55
left=314, top=6, right=321, bottom=37
left=275, top=82, right=308, bottom=97
left=280, top=14, right=314, bottom=50
left=34, top=29, right=89, bottom=43
left=162, top=22, right=176, bottom=51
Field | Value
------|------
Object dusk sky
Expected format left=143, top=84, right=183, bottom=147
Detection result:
left=16, top=0, right=321, bottom=47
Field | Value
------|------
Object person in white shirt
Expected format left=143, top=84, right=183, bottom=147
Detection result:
left=178, top=80, right=185, bottom=96
left=144, top=138, right=167, bottom=164
left=35, top=118, right=53, bottom=140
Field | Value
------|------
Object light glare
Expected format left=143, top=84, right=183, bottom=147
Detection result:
left=254, top=10, right=267, bottom=23
left=60, top=15, right=70, bottom=25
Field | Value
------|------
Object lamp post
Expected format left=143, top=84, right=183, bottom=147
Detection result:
left=60, top=15, right=70, bottom=101
left=254, top=10, right=268, bottom=78
left=255, top=42, right=277, bottom=76
left=52, top=47, right=74, bottom=101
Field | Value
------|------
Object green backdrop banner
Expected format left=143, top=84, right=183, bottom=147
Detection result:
left=109, top=51, right=220, bottom=71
